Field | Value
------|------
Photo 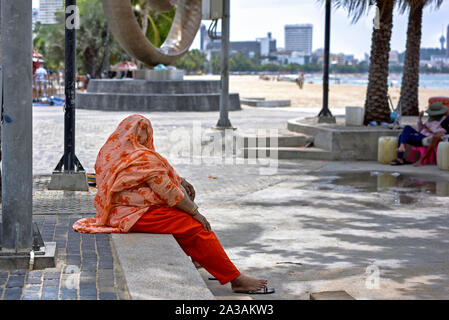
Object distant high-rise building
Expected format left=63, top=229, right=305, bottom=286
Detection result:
left=206, top=41, right=261, bottom=59
left=200, top=25, right=209, bottom=51
left=284, top=24, right=313, bottom=55
left=256, top=32, right=277, bottom=56
left=37, top=0, right=63, bottom=25
left=440, top=34, right=446, bottom=51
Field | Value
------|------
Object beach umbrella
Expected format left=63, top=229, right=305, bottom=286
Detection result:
left=33, top=51, right=44, bottom=58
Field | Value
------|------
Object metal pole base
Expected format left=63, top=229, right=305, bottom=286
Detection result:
left=317, top=116, right=336, bottom=124
left=0, top=223, right=57, bottom=270
left=215, top=118, right=235, bottom=130
left=50, top=153, right=88, bottom=191
left=0, top=242, right=57, bottom=270
left=317, top=108, right=336, bottom=124
left=48, top=171, right=89, bottom=191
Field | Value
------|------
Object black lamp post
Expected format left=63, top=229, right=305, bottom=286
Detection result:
left=54, top=0, right=85, bottom=173
left=216, top=0, right=234, bottom=129
left=49, top=0, right=88, bottom=192
left=318, top=0, right=336, bottom=123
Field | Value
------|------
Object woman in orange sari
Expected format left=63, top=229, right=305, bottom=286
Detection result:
left=73, top=114, right=274, bottom=295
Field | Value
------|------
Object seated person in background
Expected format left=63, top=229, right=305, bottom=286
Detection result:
left=413, top=105, right=449, bottom=167
left=391, top=102, right=448, bottom=166
left=441, top=110, right=449, bottom=134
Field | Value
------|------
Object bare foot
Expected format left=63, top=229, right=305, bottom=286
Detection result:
left=231, top=275, right=268, bottom=293
left=398, top=144, right=405, bottom=152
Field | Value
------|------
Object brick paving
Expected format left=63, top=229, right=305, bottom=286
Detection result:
left=0, top=177, right=130, bottom=300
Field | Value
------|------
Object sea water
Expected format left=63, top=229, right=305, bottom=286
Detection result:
left=304, top=73, right=449, bottom=90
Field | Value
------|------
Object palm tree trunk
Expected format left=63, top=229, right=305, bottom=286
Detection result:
left=142, top=0, right=150, bottom=35
left=398, top=2, right=424, bottom=116
left=83, top=47, right=98, bottom=78
left=364, top=0, right=394, bottom=124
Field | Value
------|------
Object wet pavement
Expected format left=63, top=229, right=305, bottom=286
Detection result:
left=303, top=171, right=449, bottom=205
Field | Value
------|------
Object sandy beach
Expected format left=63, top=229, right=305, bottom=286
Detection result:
left=186, top=75, right=449, bottom=111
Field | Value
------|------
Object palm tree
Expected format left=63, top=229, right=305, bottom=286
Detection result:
left=332, top=0, right=395, bottom=124
left=398, top=0, right=443, bottom=116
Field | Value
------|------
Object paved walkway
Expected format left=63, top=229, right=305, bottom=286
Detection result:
left=0, top=177, right=129, bottom=300
left=1, top=105, right=449, bottom=300
left=195, top=161, right=449, bottom=300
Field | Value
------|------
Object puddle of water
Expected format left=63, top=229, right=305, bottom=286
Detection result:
left=307, top=171, right=449, bottom=205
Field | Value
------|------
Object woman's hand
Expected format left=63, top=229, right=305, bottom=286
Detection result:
left=181, top=179, right=196, bottom=201
left=434, top=131, right=445, bottom=139
left=192, top=212, right=212, bottom=232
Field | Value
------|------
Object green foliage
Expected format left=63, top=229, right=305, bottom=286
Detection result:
left=33, top=21, right=65, bottom=71
left=210, top=55, right=222, bottom=74
left=174, top=49, right=207, bottom=74
left=419, top=65, right=449, bottom=73
left=33, top=0, right=176, bottom=77
left=76, top=0, right=125, bottom=77
left=194, top=52, right=366, bottom=74
left=130, top=0, right=176, bottom=48
left=330, top=62, right=369, bottom=73
left=33, top=0, right=129, bottom=77
left=229, top=52, right=257, bottom=72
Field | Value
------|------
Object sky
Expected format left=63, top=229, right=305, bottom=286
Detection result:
left=33, top=0, right=449, bottom=60
left=192, top=0, right=449, bottom=60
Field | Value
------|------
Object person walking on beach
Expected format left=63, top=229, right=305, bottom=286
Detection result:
left=73, top=114, right=275, bottom=295
left=296, top=72, right=305, bottom=89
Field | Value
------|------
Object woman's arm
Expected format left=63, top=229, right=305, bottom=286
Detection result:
left=180, top=178, right=195, bottom=201
left=175, top=185, right=198, bottom=215
left=418, top=111, right=424, bottom=132
left=146, top=174, right=211, bottom=231
left=175, top=185, right=211, bottom=232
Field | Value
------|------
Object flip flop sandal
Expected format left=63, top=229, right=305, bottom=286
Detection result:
left=248, top=287, right=275, bottom=294
left=234, top=287, right=276, bottom=295
left=390, top=159, right=405, bottom=166
left=208, top=276, right=218, bottom=281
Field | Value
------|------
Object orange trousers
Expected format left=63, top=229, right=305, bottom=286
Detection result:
left=131, top=206, right=241, bottom=285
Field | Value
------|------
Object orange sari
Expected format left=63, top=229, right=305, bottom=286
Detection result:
left=73, top=114, right=185, bottom=233
left=73, top=114, right=241, bottom=284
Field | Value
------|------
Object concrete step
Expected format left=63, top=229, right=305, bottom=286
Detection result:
left=87, top=79, right=222, bottom=94
left=241, top=98, right=291, bottom=108
left=241, top=146, right=334, bottom=160
left=76, top=92, right=241, bottom=112
left=238, top=130, right=313, bottom=148
left=310, top=291, right=355, bottom=300
left=286, top=117, right=403, bottom=161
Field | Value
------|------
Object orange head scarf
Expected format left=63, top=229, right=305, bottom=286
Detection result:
left=73, top=114, right=184, bottom=233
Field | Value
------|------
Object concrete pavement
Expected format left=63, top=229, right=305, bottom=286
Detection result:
left=2, top=105, right=449, bottom=300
